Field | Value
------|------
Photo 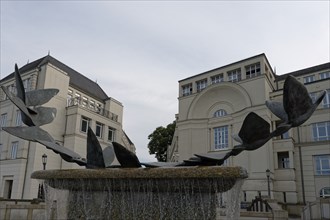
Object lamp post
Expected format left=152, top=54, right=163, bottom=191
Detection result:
left=42, top=154, right=47, bottom=170
left=266, top=169, right=271, bottom=198
left=38, top=154, right=47, bottom=200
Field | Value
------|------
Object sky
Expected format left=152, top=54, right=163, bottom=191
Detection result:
left=1, top=1, right=329, bottom=162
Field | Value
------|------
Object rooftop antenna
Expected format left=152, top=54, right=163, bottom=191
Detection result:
left=48, top=50, right=50, bottom=56
left=27, top=59, right=29, bottom=64
left=274, top=66, right=276, bottom=74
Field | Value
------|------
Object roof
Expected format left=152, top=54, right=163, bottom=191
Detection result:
left=275, top=62, right=330, bottom=81
left=1, top=55, right=109, bottom=101
left=179, top=53, right=273, bottom=82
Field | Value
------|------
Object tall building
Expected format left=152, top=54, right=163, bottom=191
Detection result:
left=168, top=53, right=330, bottom=214
left=0, top=55, right=135, bottom=199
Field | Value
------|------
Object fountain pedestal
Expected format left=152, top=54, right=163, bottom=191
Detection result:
left=32, top=166, right=247, bottom=219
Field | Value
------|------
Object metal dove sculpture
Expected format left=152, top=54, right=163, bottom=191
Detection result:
left=1, top=64, right=59, bottom=126
left=266, top=75, right=326, bottom=129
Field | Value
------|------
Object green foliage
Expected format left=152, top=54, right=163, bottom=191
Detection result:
left=147, top=121, right=176, bottom=162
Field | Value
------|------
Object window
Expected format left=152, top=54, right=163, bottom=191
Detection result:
left=320, top=72, right=330, bottom=80
left=323, top=90, right=330, bottom=108
left=3, top=180, right=13, bottom=199
left=0, top=113, right=7, bottom=130
left=277, top=152, right=290, bottom=169
left=182, top=84, right=192, bottom=96
left=246, top=63, right=261, bottom=78
left=214, top=126, right=228, bottom=149
left=196, top=79, right=207, bottom=92
left=315, top=155, right=330, bottom=175
left=303, top=75, right=315, bottom=84
left=227, top=69, right=241, bottom=82
left=309, top=92, right=317, bottom=103
left=320, top=187, right=330, bottom=198
left=108, top=127, right=116, bottom=142
left=80, top=116, right=90, bottom=133
left=211, top=74, right=224, bottom=84
left=95, top=122, right=104, bottom=138
left=15, top=110, right=22, bottom=126
left=11, top=142, right=18, bottom=159
left=214, top=109, right=227, bottom=118
left=312, top=121, right=330, bottom=141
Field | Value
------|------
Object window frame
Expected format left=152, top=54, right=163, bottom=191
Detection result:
left=227, top=69, right=241, bottom=82
left=214, top=125, right=229, bottom=150
left=245, top=62, right=261, bottom=79
left=312, top=121, right=330, bottom=141
left=80, top=116, right=91, bottom=133
left=0, top=113, right=7, bottom=130
left=108, top=126, right=116, bottom=142
left=303, top=75, right=315, bottom=84
left=11, top=142, right=18, bottom=159
left=314, top=155, right=330, bottom=175
left=196, top=79, right=207, bottom=92
left=182, top=83, right=192, bottom=96
left=95, top=122, right=104, bottom=138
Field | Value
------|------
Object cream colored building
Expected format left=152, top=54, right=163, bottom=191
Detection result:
left=0, top=55, right=135, bottom=199
left=168, top=53, right=330, bottom=214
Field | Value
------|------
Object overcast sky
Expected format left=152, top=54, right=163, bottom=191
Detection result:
left=1, top=1, right=329, bottom=162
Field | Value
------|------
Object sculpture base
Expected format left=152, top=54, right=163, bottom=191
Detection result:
left=32, top=166, right=247, bottom=219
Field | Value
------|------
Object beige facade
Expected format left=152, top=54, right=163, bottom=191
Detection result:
left=168, top=53, right=330, bottom=213
left=0, top=55, right=135, bottom=199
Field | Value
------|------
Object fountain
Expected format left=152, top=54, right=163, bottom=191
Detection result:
left=2, top=64, right=325, bottom=219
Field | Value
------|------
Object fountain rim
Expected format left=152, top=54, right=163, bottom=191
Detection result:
left=31, top=166, right=248, bottom=180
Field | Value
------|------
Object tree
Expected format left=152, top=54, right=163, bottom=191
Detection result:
left=147, top=121, right=176, bottom=162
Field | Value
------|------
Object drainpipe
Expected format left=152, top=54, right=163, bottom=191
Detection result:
left=297, top=127, right=306, bottom=205
left=21, top=141, right=31, bottom=199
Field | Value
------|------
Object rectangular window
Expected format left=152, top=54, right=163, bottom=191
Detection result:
left=227, top=69, right=241, bottom=82
left=320, top=72, right=330, bottom=80
left=196, top=79, right=207, bottom=92
left=211, top=74, right=224, bottom=84
left=108, top=127, right=116, bottom=142
left=245, top=63, right=261, bottom=78
left=312, top=121, right=330, bottom=141
left=214, top=126, right=228, bottom=149
left=0, top=113, right=7, bottom=130
left=322, top=90, right=330, bottom=108
left=309, top=92, right=317, bottom=103
left=95, top=122, right=104, bottom=138
left=80, top=116, right=90, bottom=133
left=182, top=83, right=192, bottom=96
left=315, top=155, right=330, bottom=175
left=4, top=180, right=13, bottom=199
left=303, top=75, right=315, bottom=84
left=277, top=152, right=290, bottom=169
left=11, top=142, right=18, bottom=159
left=15, top=110, right=22, bottom=126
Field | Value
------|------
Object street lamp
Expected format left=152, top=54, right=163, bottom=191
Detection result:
left=42, top=154, right=47, bottom=170
left=266, top=169, right=271, bottom=198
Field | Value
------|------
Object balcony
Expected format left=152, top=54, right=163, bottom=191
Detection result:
left=67, top=97, right=118, bottom=122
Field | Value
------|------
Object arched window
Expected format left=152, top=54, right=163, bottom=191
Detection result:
left=320, top=187, right=330, bottom=198
left=214, top=109, right=227, bottom=118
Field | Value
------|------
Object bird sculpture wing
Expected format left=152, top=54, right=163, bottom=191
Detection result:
left=265, top=100, right=288, bottom=122
left=283, top=75, right=313, bottom=123
left=112, top=142, right=141, bottom=168
left=238, top=112, right=270, bottom=144
left=86, top=127, right=105, bottom=168
left=26, top=89, right=59, bottom=106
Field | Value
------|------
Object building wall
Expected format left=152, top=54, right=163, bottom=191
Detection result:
left=0, top=58, right=135, bottom=199
left=170, top=54, right=330, bottom=212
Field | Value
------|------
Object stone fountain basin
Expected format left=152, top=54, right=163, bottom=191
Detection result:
left=31, top=166, right=247, bottom=193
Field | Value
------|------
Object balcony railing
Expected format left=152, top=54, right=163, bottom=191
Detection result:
left=67, top=98, right=118, bottom=122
